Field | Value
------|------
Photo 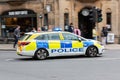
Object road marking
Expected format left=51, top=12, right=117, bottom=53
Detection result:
left=5, top=59, right=14, bottom=61
left=96, top=58, right=120, bottom=61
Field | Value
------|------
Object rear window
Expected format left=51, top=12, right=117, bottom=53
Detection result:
left=20, top=34, right=32, bottom=41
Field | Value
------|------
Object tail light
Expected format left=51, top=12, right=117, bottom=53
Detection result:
left=19, top=42, right=30, bottom=46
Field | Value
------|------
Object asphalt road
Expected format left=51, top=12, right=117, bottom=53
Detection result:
left=0, top=50, right=120, bottom=80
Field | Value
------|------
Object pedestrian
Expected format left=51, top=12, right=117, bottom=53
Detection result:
left=68, top=23, right=74, bottom=33
left=13, top=25, right=20, bottom=48
left=37, top=27, right=41, bottom=32
left=64, top=24, right=69, bottom=31
left=31, top=27, right=37, bottom=32
left=101, top=26, right=108, bottom=45
left=44, top=25, right=48, bottom=31
left=74, top=26, right=81, bottom=36
left=92, top=28, right=97, bottom=40
left=41, top=26, right=45, bottom=31
left=48, top=25, right=53, bottom=31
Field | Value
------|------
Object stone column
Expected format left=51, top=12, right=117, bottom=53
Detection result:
left=59, top=0, right=64, bottom=29
left=54, top=0, right=59, bottom=26
left=71, top=0, right=74, bottom=24
left=118, top=0, right=120, bottom=43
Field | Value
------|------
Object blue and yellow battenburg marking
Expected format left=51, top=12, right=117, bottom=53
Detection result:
left=19, top=40, right=101, bottom=53
left=36, top=40, right=96, bottom=53
left=83, top=41, right=94, bottom=47
left=19, top=40, right=102, bottom=54
left=36, top=40, right=84, bottom=49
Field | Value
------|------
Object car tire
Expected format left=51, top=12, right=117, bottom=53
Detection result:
left=34, top=49, right=48, bottom=60
left=86, top=46, right=98, bottom=57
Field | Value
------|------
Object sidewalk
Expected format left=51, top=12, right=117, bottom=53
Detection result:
left=0, top=43, right=120, bottom=51
left=0, top=44, right=16, bottom=51
left=104, top=44, right=120, bottom=50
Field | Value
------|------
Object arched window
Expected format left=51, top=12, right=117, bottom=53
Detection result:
left=106, top=8, right=112, bottom=31
left=64, top=8, right=69, bottom=31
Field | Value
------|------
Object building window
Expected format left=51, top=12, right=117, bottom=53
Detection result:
left=44, top=14, right=48, bottom=26
left=64, top=13, right=69, bottom=31
left=106, top=12, right=112, bottom=31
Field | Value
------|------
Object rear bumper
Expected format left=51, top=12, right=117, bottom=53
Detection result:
left=17, top=50, right=35, bottom=57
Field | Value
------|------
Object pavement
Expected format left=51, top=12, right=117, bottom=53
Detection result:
left=0, top=44, right=16, bottom=51
left=0, top=43, right=120, bottom=51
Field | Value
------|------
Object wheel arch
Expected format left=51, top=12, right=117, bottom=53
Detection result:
left=35, top=48, right=49, bottom=57
left=85, top=45, right=99, bottom=55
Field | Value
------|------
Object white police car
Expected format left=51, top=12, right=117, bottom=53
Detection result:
left=17, top=31, right=104, bottom=60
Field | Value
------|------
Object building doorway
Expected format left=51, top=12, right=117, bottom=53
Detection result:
left=78, top=7, right=95, bottom=39
left=1, top=9, right=37, bottom=38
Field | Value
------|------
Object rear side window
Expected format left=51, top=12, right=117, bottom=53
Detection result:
left=48, top=33, right=60, bottom=40
left=20, top=34, right=32, bottom=41
left=35, top=34, right=48, bottom=40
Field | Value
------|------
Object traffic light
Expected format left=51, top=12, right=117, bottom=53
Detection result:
left=89, top=7, right=96, bottom=23
left=97, top=8, right=103, bottom=22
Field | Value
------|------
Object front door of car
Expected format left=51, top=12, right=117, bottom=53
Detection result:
left=61, top=33, right=84, bottom=55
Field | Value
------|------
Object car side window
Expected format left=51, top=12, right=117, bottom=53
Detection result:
left=48, top=33, right=60, bottom=40
left=62, top=33, right=78, bottom=40
left=35, top=34, right=48, bottom=40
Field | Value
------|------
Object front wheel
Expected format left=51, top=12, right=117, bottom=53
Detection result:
left=86, top=46, right=98, bottom=57
left=34, top=49, right=48, bottom=60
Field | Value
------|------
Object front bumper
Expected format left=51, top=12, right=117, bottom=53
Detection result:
left=98, top=46, right=105, bottom=55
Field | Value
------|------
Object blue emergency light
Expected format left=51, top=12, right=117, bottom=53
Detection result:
left=52, top=27, right=62, bottom=31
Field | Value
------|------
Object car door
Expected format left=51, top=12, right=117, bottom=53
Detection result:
left=47, top=33, right=62, bottom=56
left=35, top=34, right=49, bottom=49
left=35, top=33, right=61, bottom=56
left=61, top=33, right=84, bottom=55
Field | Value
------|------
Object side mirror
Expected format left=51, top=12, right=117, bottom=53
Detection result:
left=78, top=38, right=82, bottom=42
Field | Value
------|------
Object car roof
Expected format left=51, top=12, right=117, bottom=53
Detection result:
left=24, top=31, right=87, bottom=41
left=25, top=31, right=70, bottom=35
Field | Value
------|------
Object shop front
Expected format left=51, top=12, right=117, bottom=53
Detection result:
left=0, top=9, right=37, bottom=38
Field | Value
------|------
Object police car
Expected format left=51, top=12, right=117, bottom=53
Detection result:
left=17, top=31, right=104, bottom=60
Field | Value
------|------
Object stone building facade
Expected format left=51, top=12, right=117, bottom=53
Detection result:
left=0, top=0, right=119, bottom=43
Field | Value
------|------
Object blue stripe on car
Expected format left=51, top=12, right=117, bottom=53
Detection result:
left=36, top=40, right=49, bottom=49
left=83, top=41, right=94, bottom=47
left=61, top=40, right=72, bottom=48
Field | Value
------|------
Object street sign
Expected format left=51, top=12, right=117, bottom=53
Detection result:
left=107, top=33, right=115, bottom=43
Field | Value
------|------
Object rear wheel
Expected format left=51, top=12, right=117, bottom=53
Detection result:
left=86, top=46, right=98, bottom=57
left=34, top=49, right=48, bottom=60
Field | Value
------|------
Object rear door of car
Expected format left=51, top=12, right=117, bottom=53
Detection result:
left=35, top=34, right=49, bottom=49
left=35, top=33, right=62, bottom=56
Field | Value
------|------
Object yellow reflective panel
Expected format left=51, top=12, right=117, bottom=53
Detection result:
left=94, top=43, right=102, bottom=48
left=59, top=33, right=64, bottom=40
left=49, top=40, right=60, bottom=49
left=72, top=41, right=83, bottom=48
left=25, top=41, right=37, bottom=51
